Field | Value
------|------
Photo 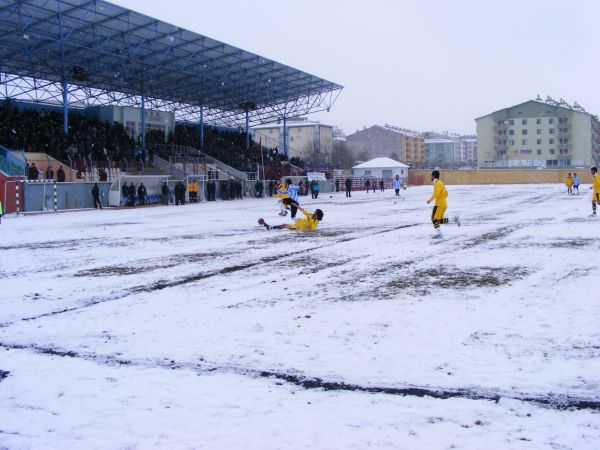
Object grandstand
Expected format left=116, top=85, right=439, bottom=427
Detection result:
left=0, top=0, right=342, bottom=213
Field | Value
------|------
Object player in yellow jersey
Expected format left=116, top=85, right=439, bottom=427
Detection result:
left=590, top=167, right=600, bottom=216
left=273, top=180, right=291, bottom=216
left=427, top=170, right=459, bottom=238
left=566, top=173, right=573, bottom=195
left=259, top=207, right=323, bottom=231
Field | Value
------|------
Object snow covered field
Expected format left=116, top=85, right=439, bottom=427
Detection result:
left=1, top=183, right=599, bottom=449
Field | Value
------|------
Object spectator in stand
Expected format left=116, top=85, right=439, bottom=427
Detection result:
left=345, top=177, right=352, bottom=198
left=98, top=167, right=108, bottom=182
left=161, top=182, right=170, bottom=205
left=137, top=182, right=147, bottom=206
left=28, top=162, right=39, bottom=180
left=46, top=165, right=54, bottom=180
left=57, top=165, right=66, bottom=182
left=91, top=183, right=102, bottom=209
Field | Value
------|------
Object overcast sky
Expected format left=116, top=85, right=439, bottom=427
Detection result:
left=114, top=0, right=600, bottom=136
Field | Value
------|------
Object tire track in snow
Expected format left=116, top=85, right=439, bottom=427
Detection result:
left=1, top=342, right=598, bottom=411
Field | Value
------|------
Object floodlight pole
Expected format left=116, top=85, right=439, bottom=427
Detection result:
left=199, top=105, right=204, bottom=150
left=62, top=78, right=69, bottom=135
left=283, top=116, right=288, bottom=156
left=141, top=93, right=146, bottom=154
left=245, top=109, right=250, bottom=149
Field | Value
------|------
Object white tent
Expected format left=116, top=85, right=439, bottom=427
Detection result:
left=352, top=157, right=409, bottom=179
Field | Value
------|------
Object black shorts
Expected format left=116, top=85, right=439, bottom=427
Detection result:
left=282, top=197, right=299, bottom=207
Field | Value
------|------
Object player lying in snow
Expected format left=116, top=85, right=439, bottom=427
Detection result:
left=259, top=206, right=324, bottom=230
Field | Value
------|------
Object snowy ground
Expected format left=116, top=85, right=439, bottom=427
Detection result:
left=1, top=184, right=599, bottom=449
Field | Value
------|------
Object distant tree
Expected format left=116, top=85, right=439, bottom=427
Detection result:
left=389, top=152, right=400, bottom=161
left=331, top=141, right=355, bottom=169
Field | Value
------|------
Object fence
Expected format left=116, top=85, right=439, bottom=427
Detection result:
left=19, top=181, right=112, bottom=212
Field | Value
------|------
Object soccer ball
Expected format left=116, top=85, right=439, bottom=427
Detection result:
left=258, top=218, right=265, bottom=225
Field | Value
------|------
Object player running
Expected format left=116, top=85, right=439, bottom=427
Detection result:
left=278, top=178, right=301, bottom=221
left=590, top=167, right=600, bottom=216
left=426, top=170, right=459, bottom=238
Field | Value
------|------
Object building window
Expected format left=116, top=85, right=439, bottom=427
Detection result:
left=509, top=129, right=514, bottom=135
left=537, top=129, right=541, bottom=134
left=509, top=119, right=514, bottom=125
left=536, top=119, right=542, bottom=125
left=522, top=139, right=528, bottom=145
left=559, top=117, right=568, bottom=124
left=550, top=148, right=555, bottom=155
left=520, top=149, right=532, bottom=154
left=549, top=138, right=555, bottom=144
left=537, top=149, right=542, bottom=155
left=509, top=140, right=515, bottom=145
left=522, top=129, right=528, bottom=135
left=537, top=139, right=542, bottom=145
left=522, top=119, right=527, bottom=125
left=549, top=128, right=555, bottom=134
left=549, top=118, right=554, bottom=124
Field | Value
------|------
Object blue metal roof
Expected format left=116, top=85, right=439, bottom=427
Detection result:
left=0, top=0, right=342, bottom=125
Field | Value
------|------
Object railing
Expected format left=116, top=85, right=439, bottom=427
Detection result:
left=0, top=145, right=26, bottom=176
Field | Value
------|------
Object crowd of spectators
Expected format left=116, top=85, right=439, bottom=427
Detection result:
left=167, top=123, right=291, bottom=173
left=0, top=100, right=136, bottom=162
left=1, top=100, right=321, bottom=181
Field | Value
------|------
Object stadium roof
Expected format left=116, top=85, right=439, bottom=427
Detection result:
left=0, top=0, right=342, bottom=125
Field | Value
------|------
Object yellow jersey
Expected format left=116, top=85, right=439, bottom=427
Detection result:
left=566, top=176, right=573, bottom=187
left=428, top=179, right=448, bottom=207
left=593, top=173, right=600, bottom=194
left=288, top=209, right=319, bottom=230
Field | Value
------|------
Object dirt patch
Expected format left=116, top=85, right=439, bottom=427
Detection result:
left=74, top=252, right=226, bottom=277
left=463, top=226, right=521, bottom=248
left=387, top=266, right=528, bottom=295
left=295, top=256, right=355, bottom=274
left=549, top=238, right=597, bottom=248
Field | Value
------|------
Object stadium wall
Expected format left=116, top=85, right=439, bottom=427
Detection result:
left=23, top=181, right=111, bottom=212
left=408, top=169, right=594, bottom=186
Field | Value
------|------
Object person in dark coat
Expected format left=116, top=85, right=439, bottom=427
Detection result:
left=255, top=180, right=264, bottom=198
left=335, top=178, right=339, bottom=193
left=380, top=179, right=385, bottom=192
left=91, top=183, right=102, bottom=209
left=161, top=182, right=170, bottom=205
left=345, top=177, right=352, bottom=198
left=57, top=166, right=66, bottom=182
left=137, top=182, right=147, bottom=206
left=121, top=181, right=129, bottom=206
left=268, top=180, right=274, bottom=197
left=365, top=179, right=371, bottom=193
left=128, top=183, right=136, bottom=206
left=28, top=163, right=39, bottom=180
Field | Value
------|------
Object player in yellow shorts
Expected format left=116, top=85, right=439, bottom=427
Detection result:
left=566, top=173, right=573, bottom=195
left=590, top=167, right=600, bottom=216
left=273, top=180, right=291, bottom=216
left=427, top=170, right=459, bottom=238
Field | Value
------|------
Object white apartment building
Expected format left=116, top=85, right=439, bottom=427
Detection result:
left=476, top=99, right=600, bottom=168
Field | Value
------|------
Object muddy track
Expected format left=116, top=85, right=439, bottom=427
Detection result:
left=1, top=342, right=598, bottom=411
